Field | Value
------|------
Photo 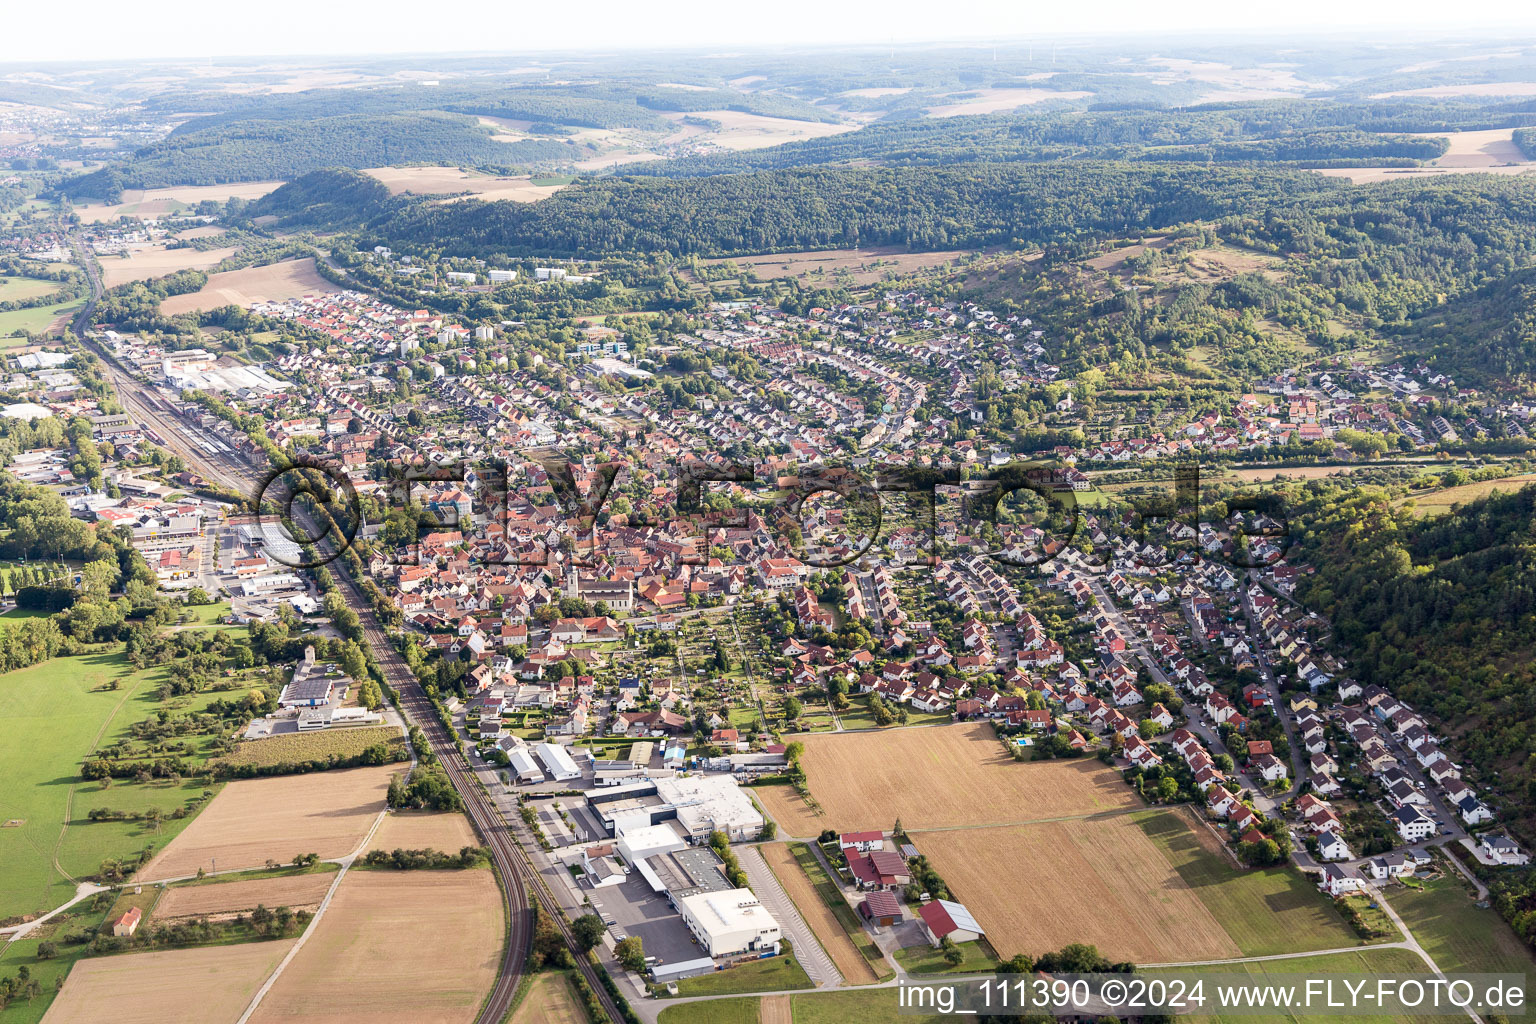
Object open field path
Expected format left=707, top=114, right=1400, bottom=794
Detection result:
left=52, top=669, right=149, bottom=885
left=0, top=882, right=110, bottom=941
left=232, top=804, right=390, bottom=1024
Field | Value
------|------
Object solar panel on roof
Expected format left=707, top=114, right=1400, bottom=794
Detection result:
left=283, top=677, right=333, bottom=700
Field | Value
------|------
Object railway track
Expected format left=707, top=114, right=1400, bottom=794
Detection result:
left=89, top=343, right=628, bottom=1024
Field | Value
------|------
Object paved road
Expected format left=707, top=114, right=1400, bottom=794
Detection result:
left=738, top=845, right=842, bottom=988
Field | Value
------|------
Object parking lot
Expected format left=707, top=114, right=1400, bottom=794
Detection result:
left=587, top=875, right=702, bottom=970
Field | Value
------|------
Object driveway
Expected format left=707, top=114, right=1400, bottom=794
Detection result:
left=738, top=845, right=842, bottom=988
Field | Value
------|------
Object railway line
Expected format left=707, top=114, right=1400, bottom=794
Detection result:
left=89, top=338, right=626, bottom=1024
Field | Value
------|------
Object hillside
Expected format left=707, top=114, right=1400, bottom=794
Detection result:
left=1408, top=266, right=1536, bottom=385
left=1296, top=485, right=1536, bottom=840
left=246, top=169, right=396, bottom=229
left=57, top=113, right=572, bottom=199
left=372, top=162, right=1339, bottom=258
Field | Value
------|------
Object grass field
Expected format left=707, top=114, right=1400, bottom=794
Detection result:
left=755, top=722, right=1137, bottom=832
left=0, top=650, right=225, bottom=922
left=668, top=955, right=814, bottom=999
left=892, top=939, right=996, bottom=974
left=701, top=248, right=965, bottom=287
left=508, top=970, right=588, bottom=1024
left=1388, top=876, right=1536, bottom=978
left=39, top=939, right=297, bottom=1024
left=760, top=843, right=882, bottom=984
left=791, top=989, right=946, bottom=1024
left=246, top=868, right=502, bottom=1024
left=657, top=997, right=760, bottom=1024
left=0, top=297, right=82, bottom=340
left=1403, top=473, right=1536, bottom=516
left=136, top=763, right=399, bottom=879
left=213, top=725, right=405, bottom=770
left=151, top=868, right=337, bottom=921
left=0, top=275, right=64, bottom=303
left=1138, top=809, right=1362, bottom=957
left=1178, top=946, right=1459, bottom=1024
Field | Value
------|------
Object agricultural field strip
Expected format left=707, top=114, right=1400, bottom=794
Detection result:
left=152, top=871, right=337, bottom=920
left=231, top=801, right=389, bottom=1024
left=759, top=842, right=880, bottom=985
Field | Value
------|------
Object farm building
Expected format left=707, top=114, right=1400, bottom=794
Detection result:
left=839, top=831, right=884, bottom=853
left=112, top=906, right=142, bottom=937
left=859, top=891, right=902, bottom=927
left=848, top=850, right=911, bottom=891
left=675, top=889, right=782, bottom=958
left=917, top=899, right=983, bottom=947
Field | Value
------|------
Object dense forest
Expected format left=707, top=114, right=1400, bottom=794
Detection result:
left=1295, top=485, right=1536, bottom=847
left=1407, top=267, right=1536, bottom=385
left=629, top=100, right=1531, bottom=177
left=56, top=113, right=572, bottom=199
left=369, top=162, right=1340, bottom=257
left=1216, top=175, right=1536, bottom=376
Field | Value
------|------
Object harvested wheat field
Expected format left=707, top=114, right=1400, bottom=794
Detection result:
left=364, top=166, right=566, bottom=202
left=754, top=784, right=827, bottom=837
left=760, top=843, right=879, bottom=984
left=137, top=764, right=398, bottom=879
left=160, top=257, right=340, bottom=314
left=367, top=809, right=478, bottom=853
left=152, top=869, right=338, bottom=920
left=760, top=994, right=793, bottom=1024
left=248, top=869, right=501, bottom=1024
left=918, top=818, right=1240, bottom=964
left=42, top=939, right=296, bottom=1024
left=100, top=244, right=242, bottom=287
left=74, top=182, right=284, bottom=224
left=780, top=723, right=1138, bottom=830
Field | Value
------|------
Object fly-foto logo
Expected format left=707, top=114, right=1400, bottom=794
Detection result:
left=248, top=455, right=1290, bottom=572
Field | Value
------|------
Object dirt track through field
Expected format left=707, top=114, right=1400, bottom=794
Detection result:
left=42, top=940, right=296, bottom=1024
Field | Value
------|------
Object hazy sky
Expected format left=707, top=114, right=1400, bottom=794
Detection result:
left=4, top=0, right=1536, bottom=64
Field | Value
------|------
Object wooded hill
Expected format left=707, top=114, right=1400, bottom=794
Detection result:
left=57, top=112, right=572, bottom=199
left=368, top=163, right=1339, bottom=257
left=1296, top=484, right=1536, bottom=853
